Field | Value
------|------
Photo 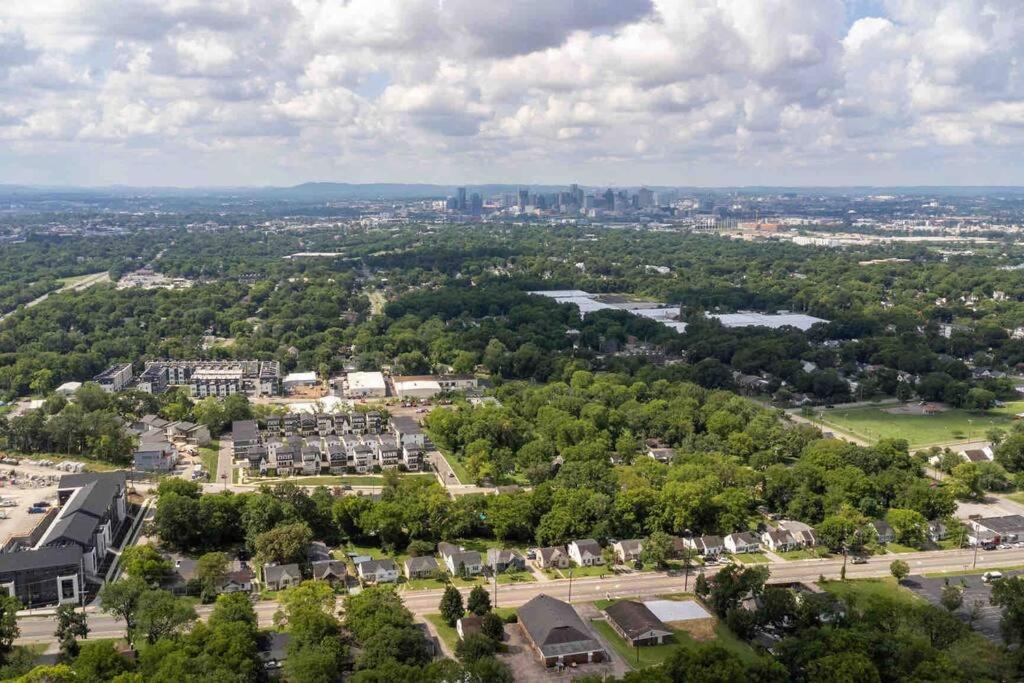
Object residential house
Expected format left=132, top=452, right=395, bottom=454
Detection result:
left=444, top=549, right=483, bottom=576
left=568, top=539, right=604, bottom=567
left=221, top=565, right=255, bottom=593
left=871, top=520, right=895, bottom=544
left=133, top=432, right=179, bottom=473
left=487, top=548, right=526, bottom=573
left=535, top=546, right=570, bottom=570
left=761, top=530, right=797, bottom=552
left=356, top=559, right=399, bottom=584
left=456, top=615, right=484, bottom=640
left=612, top=539, right=644, bottom=564
left=166, top=420, right=211, bottom=446
left=684, top=536, right=724, bottom=557
left=518, top=594, right=605, bottom=667
left=647, top=447, right=676, bottom=464
left=232, top=420, right=261, bottom=459
left=928, top=520, right=949, bottom=543
left=404, top=555, right=440, bottom=579
left=263, top=563, right=302, bottom=591
left=604, top=600, right=673, bottom=647
left=777, top=520, right=817, bottom=547
left=724, top=532, right=761, bottom=554
left=311, top=560, right=347, bottom=585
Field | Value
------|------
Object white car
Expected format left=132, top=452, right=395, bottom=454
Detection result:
left=982, top=571, right=1004, bottom=583
left=0, top=500, right=16, bottom=507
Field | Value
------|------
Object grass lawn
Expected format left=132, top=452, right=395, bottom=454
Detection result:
left=445, top=454, right=473, bottom=485
left=1007, top=491, right=1024, bottom=506
left=881, top=542, right=919, bottom=554
left=729, top=553, right=769, bottom=564
left=198, top=440, right=220, bottom=480
left=558, top=564, right=613, bottom=578
left=821, top=577, right=921, bottom=607
left=592, top=618, right=683, bottom=668
left=807, top=402, right=1024, bottom=447
left=55, top=271, right=107, bottom=288
left=776, top=548, right=831, bottom=561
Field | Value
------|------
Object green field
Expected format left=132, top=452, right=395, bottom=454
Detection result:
left=591, top=613, right=757, bottom=668
left=198, top=440, right=220, bottom=481
left=821, top=577, right=920, bottom=607
left=809, top=402, right=1024, bottom=447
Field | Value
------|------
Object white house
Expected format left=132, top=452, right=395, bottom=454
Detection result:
left=356, top=559, right=399, bottom=584
left=724, top=532, right=761, bottom=554
left=568, top=539, right=604, bottom=567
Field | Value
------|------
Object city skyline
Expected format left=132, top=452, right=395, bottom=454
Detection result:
left=1, top=1, right=1022, bottom=187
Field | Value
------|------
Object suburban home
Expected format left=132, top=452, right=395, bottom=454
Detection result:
left=684, top=535, right=724, bottom=557
left=404, top=555, right=440, bottom=579
left=221, top=565, right=255, bottom=593
left=356, top=559, right=399, bottom=584
left=518, top=594, right=606, bottom=667
left=647, top=447, right=676, bottom=463
left=263, top=563, right=302, bottom=591
left=777, top=520, right=817, bottom=547
left=928, top=520, right=949, bottom=542
left=724, top=532, right=761, bottom=554
left=166, top=420, right=212, bottom=446
left=604, top=600, right=674, bottom=647
left=311, top=560, right=347, bottom=585
left=535, top=546, right=571, bottom=569
left=761, top=530, right=797, bottom=552
left=456, top=615, right=484, bottom=640
left=486, top=548, right=526, bottom=573
left=871, top=520, right=896, bottom=544
left=568, top=539, right=604, bottom=567
left=133, top=432, right=179, bottom=473
left=445, top=550, right=483, bottom=576
left=612, top=539, right=644, bottom=564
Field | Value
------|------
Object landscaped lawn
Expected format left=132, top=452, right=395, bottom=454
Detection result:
left=821, top=577, right=921, bottom=607
left=557, top=564, right=613, bottom=578
left=807, top=402, right=1024, bottom=447
left=881, top=542, right=919, bottom=554
left=426, top=608, right=517, bottom=653
left=592, top=618, right=684, bottom=668
left=729, top=553, right=769, bottom=564
left=776, top=548, right=831, bottom=561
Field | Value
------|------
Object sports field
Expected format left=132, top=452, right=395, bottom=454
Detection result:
left=810, top=401, right=1024, bottom=447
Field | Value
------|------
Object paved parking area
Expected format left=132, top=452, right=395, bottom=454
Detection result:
left=904, top=572, right=1021, bottom=641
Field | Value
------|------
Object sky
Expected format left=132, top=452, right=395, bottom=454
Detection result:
left=1, top=0, right=1023, bottom=188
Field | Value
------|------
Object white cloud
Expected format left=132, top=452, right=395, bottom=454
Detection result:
left=0, top=0, right=1023, bottom=185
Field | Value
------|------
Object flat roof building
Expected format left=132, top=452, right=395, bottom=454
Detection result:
left=345, top=372, right=387, bottom=398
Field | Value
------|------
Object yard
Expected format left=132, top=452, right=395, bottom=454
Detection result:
left=729, top=553, right=769, bottom=564
left=426, top=608, right=517, bottom=652
left=807, top=402, right=1024, bottom=447
left=821, top=577, right=921, bottom=608
left=198, top=440, right=220, bottom=480
left=776, top=548, right=831, bottom=561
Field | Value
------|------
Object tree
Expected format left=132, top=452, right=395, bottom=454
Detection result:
left=941, top=582, right=964, bottom=612
left=285, top=640, right=345, bottom=683
left=98, top=577, right=147, bottom=645
left=890, top=559, right=910, bottom=584
left=641, top=530, right=672, bottom=569
left=54, top=605, right=88, bottom=660
left=886, top=508, right=928, bottom=548
left=480, top=611, right=505, bottom=642
left=192, top=397, right=227, bottom=433
left=439, top=585, right=465, bottom=626
left=455, top=632, right=498, bottom=663
left=133, top=589, right=197, bottom=644
left=466, top=585, right=491, bottom=616
left=208, top=592, right=257, bottom=631
left=195, top=551, right=230, bottom=602
left=71, top=641, right=133, bottom=681
left=990, top=575, right=1024, bottom=646
left=253, top=521, right=312, bottom=566
left=120, top=545, right=172, bottom=585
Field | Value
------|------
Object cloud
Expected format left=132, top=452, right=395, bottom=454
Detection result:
left=0, top=0, right=1023, bottom=186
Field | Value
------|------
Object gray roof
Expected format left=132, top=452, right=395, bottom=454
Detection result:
left=572, top=539, right=602, bottom=557
left=232, top=420, right=259, bottom=442
left=437, top=542, right=460, bottom=558
left=0, top=546, right=82, bottom=573
left=605, top=600, right=672, bottom=640
left=518, top=594, right=603, bottom=659
left=358, top=559, right=398, bottom=574
left=487, top=548, right=524, bottom=565
left=43, top=513, right=100, bottom=548
left=405, top=556, right=439, bottom=572
left=448, top=550, right=481, bottom=567
left=976, top=515, right=1024, bottom=534
left=537, top=546, right=566, bottom=563
left=311, top=560, right=347, bottom=580
left=615, top=539, right=643, bottom=553
left=263, top=563, right=301, bottom=583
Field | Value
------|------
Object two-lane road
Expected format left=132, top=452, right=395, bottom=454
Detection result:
left=14, top=545, right=1023, bottom=644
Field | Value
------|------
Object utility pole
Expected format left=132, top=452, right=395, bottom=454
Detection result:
left=567, top=568, right=574, bottom=603
left=493, top=559, right=498, bottom=608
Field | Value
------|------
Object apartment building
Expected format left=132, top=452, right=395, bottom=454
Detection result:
left=137, top=360, right=281, bottom=396
left=93, top=363, right=133, bottom=392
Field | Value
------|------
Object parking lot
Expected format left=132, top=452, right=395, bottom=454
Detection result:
left=904, top=571, right=1021, bottom=641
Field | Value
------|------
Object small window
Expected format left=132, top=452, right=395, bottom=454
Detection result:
left=59, top=578, right=76, bottom=601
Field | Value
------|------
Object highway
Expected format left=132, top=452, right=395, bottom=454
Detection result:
left=14, top=544, right=1024, bottom=645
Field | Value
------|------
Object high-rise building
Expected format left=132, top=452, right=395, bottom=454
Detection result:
left=603, top=188, right=614, bottom=208
left=637, top=187, right=654, bottom=208
left=470, top=192, right=482, bottom=216
left=456, top=187, right=467, bottom=212
left=518, top=189, right=529, bottom=210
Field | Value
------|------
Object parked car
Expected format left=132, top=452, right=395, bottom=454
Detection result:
left=27, top=507, right=46, bottom=514
left=0, top=500, right=16, bottom=508
left=983, top=571, right=1004, bottom=583
left=32, top=501, right=50, bottom=508
left=850, top=555, right=868, bottom=564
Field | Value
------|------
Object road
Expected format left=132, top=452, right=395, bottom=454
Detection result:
left=0, top=271, right=109, bottom=323
left=215, top=438, right=234, bottom=489
left=14, top=544, right=1024, bottom=645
